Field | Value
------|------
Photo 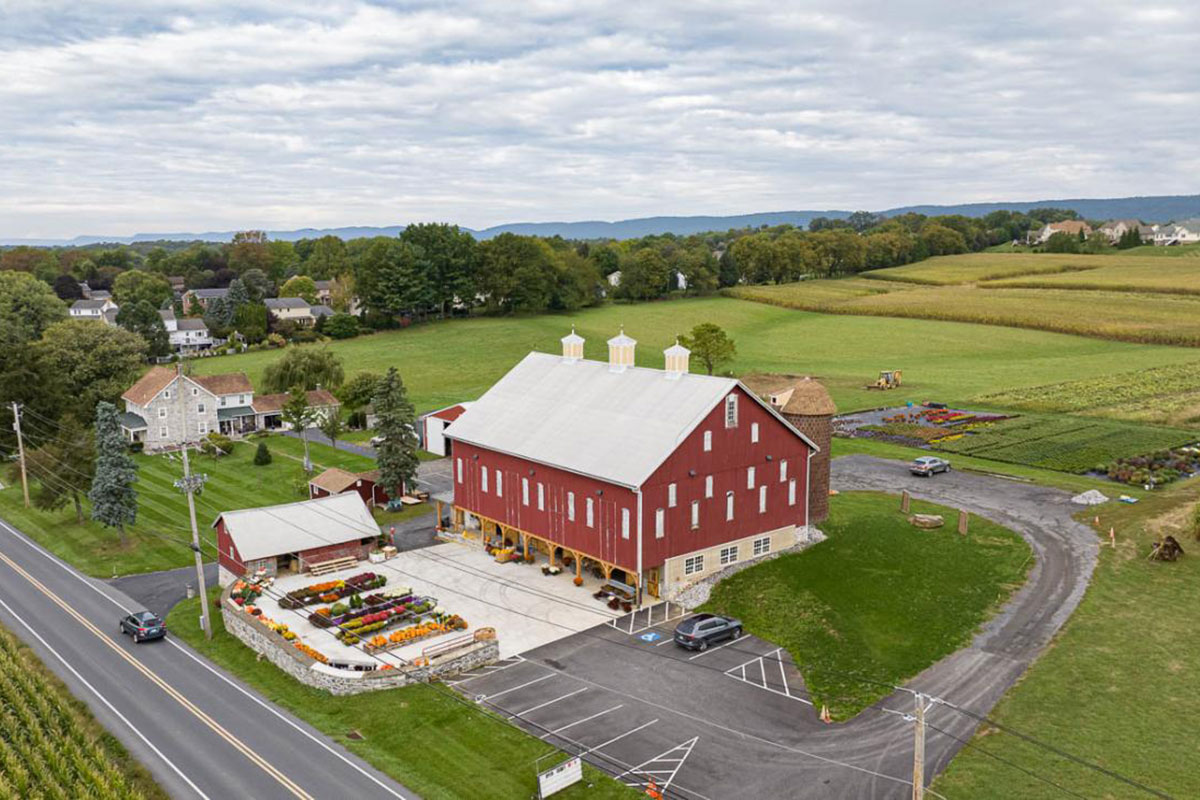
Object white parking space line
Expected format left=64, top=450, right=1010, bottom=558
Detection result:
left=578, top=719, right=659, bottom=758
left=445, top=655, right=526, bottom=685
left=509, top=688, right=587, bottom=719
left=687, top=636, right=743, bottom=660
left=722, top=648, right=813, bottom=706
left=539, top=705, right=625, bottom=739
left=480, top=673, right=553, bottom=701
left=617, top=736, right=699, bottom=795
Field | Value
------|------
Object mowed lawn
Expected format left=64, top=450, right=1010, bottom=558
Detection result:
left=0, top=435, right=391, bottom=577
left=166, top=591, right=638, bottom=800
left=935, top=477, right=1200, bottom=799
left=189, top=296, right=1200, bottom=416
left=701, top=491, right=1032, bottom=718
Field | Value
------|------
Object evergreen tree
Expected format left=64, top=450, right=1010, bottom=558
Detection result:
left=254, top=441, right=272, bottom=465
left=116, top=300, right=171, bottom=359
left=88, top=402, right=138, bottom=542
left=372, top=367, right=419, bottom=498
left=203, top=295, right=235, bottom=337
left=226, top=277, right=250, bottom=310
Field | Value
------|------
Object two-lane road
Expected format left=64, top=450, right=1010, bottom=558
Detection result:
left=0, top=516, right=418, bottom=800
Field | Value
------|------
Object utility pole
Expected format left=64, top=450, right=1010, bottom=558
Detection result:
left=174, top=367, right=212, bottom=640
left=11, top=402, right=31, bottom=508
left=912, top=692, right=926, bottom=800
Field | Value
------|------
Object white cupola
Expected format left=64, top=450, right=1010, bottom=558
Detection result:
left=663, top=339, right=690, bottom=379
left=561, top=327, right=585, bottom=362
left=607, top=328, right=636, bottom=372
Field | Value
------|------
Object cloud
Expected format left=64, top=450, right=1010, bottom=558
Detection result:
left=0, top=0, right=1197, bottom=237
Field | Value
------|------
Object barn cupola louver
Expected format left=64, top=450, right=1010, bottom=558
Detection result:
left=663, top=339, right=690, bottom=379
left=561, top=326, right=585, bottom=362
left=607, top=328, right=636, bottom=372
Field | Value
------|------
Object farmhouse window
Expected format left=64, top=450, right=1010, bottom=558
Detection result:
left=690, top=501, right=700, bottom=530
left=668, top=483, right=677, bottom=508
left=747, top=466, right=756, bottom=489
left=705, top=475, right=713, bottom=498
left=622, top=508, right=630, bottom=539
left=751, top=422, right=759, bottom=443
left=567, top=492, right=575, bottom=521
left=753, top=536, right=771, bottom=556
left=159, top=426, right=168, bottom=438
left=780, top=460, right=788, bottom=482
left=720, top=545, right=738, bottom=565
left=725, top=394, right=738, bottom=428
left=495, top=469, right=502, bottom=497
left=163, top=390, right=170, bottom=399
left=158, top=408, right=167, bottom=419
left=684, top=555, right=704, bottom=576
left=522, top=477, right=530, bottom=506
left=197, top=403, right=205, bottom=414
left=199, top=421, right=208, bottom=435
left=703, top=430, right=712, bottom=451
left=788, top=479, right=797, bottom=506
left=481, top=467, right=489, bottom=493
left=456, top=458, right=463, bottom=483
left=759, top=484, right=767, bottom=513
left=655, top=508, right=664, bottom=538
left=586, top=497, right=594, bottom=527
left=726, top=491, right=734, bottom=521
left=191, top=387, right=198, bottom=396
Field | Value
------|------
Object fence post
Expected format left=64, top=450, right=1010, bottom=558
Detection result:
left=957, top=510, right=968, bottom=536
left=901, top=491, right=911, bottom=513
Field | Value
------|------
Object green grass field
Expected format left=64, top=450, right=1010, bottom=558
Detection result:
left=0, top=623, right=168, bottom=800
left=701, top=491, right=1031, bottom=719
left=0, top=435, right=418, bottom=577
left=166, top=591, right=636, bottom=800
left=931, top=414, right=1197, bottom=473
left=190, top=297, right=1200, bottom=418
left=934, top=477, right=1200, bottom=799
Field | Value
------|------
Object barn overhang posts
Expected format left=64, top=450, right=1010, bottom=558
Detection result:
left=439, top=329, right=830, bottom=603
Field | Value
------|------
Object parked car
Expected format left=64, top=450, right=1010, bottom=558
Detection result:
left=910, top=456, right=951, bottom=476
left=369, top=435, right=386, bottom=446
left=673, top=613, right=742, bottom=651
left=120, top=610, right=166, bottom=643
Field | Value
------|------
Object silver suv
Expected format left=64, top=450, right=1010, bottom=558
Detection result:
left=674, top=613, right=743, bottom=651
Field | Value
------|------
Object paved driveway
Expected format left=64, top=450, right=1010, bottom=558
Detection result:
left=452, top=455, right=1099, bottom=798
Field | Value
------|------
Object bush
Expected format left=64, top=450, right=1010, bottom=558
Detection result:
left=291, top=328, right=321, bottom=343
left=266, top=332, right=287, bottom=348
left=129, top=441, right=145, bottom=453
left=199, top=431, right=235, bottom=456
left=325, top=313, right=360, bottom=339
left=254, top=441, right=272, bottom=465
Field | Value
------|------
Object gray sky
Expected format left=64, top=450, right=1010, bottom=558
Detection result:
left=1, top=1, right=1196, bottom=238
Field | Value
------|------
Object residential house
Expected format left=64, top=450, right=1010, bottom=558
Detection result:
left=251, top=388, right=340, bottom=430
left=119, top=367, right=256, bottom=448
left=310, top=304, right=335, bottom=323
left=264, top=297, right=316, bottom=326
left=159, top=308, right=214, bottom=354
left=442, top=330, right=822, bottom=600
left=313, top=280, right=334, bottom=305
left=70, top=297, right=119, bottom=325
left=1155, top=219, right=1200, bottom=246
left=182, top=287, right=229, bottom=312
left=166, top=275, right=187, bottom=297
left=1030, top=220, right=1093, bottom=244
left=1098, top=219, right=1143, bottom=243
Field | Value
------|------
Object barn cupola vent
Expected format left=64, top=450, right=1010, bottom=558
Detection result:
left=663, top=339, right=690, bottom=379
left=561, top=327, right=585, bottom=362
left=607, top=328, right=637, bottom=373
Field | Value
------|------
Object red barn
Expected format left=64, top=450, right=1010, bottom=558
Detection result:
left=443, top=330, right=820, bottom=601
left=214, top=493, right=380, bottom=586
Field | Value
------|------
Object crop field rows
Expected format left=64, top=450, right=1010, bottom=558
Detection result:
left=932, top=414, right=1197, bottom=473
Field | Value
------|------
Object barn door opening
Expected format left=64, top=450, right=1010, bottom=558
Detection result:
left=645, top=567, right=661, bottom=599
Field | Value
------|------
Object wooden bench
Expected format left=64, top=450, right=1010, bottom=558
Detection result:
left=307, top=556, right=358, bottom=576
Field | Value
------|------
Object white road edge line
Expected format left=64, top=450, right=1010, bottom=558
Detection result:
left=0, top=593, right=212, bottom=800
left=510, top=687, right=587, bottom=719
left=0, top=518, right=416, bottom=800
left=539, top=704, right=624, bottom=739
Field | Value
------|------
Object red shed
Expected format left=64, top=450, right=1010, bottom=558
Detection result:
left=308, top=467, right=390, bottom=508
left=443, top=330, right=821, bottom=600
left=214, top=493, right=380, bottom=586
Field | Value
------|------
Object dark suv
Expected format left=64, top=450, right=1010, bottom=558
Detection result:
left=120, top=611, right=167, bottom=643
left=673, top=613, right=743, bottom=651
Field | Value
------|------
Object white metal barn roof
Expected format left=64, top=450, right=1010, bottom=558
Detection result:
left=445, top=351, right=755, bottom=488
left=213, top=492, right=377, bottom=560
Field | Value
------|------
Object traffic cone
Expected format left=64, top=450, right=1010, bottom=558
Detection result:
left=820, top=704, right=832, bottom=724
left=645, top=778, right=662, bottom=799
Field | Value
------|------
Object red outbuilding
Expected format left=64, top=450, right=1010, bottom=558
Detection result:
left=308, top=467, right=390, bottom=508
left=443, top=330, right=822, bottom=601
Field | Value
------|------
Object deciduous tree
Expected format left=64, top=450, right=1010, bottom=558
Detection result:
left=23, top=414, right=94, bottom=523
left=112, top=270, right=173, bottom=309
left=116, top=300, right=171, bottom=359
left=680, top=322, right=736, bottom=375
left=280, top=275, right=318, bottom=304
left=280, top=385, right=315, bottom=472
left=262, top=347, right=345, bottom=393
left=34, top=320, right=147, bottom=421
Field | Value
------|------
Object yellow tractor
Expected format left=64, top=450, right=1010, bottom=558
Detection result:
left=867, top=370, right=903, bottom=390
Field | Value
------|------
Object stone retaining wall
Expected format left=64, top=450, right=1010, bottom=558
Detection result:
left=667, top=525, right=826, bottom=609
left=220, top=591, right=498, bottom=696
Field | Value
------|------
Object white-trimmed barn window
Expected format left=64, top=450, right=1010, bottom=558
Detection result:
left=747, top=466, right=755, bottom=489
left=725, top=491, right=734, bottom=521
left=522, top=477, right=530, bottom=506
left=751, top=422, right=759, bottom=443
left=690, top=501, right=699, bottom=530
left=481, top=467, right=488, bottom=493
left=703, top=431, right=712, bottom=451
left=725, top=394, right=738, bottom=428
left=537, top=483, right=545, bottom=510
left=667, top=483, right=677, bottom=508
left=495, top=469, right=502, bottom=497
left=705, top=475, right=713, bottom=498
left=780, top=460, right=788, bottom=482
left=759, top=484, right=767, bottom=513
left=655, top=508, right=664, bottom=538
left=567, top=492, right=575, bottom=521
left=788, top=479, right=797, bottom=506
left=456, top=458, right=463, bottom=483
left=622, top=508, right=630, bottom=539
left=684, top=555, right=704, bottom=575
left=586, top=497, right=594, bottom=527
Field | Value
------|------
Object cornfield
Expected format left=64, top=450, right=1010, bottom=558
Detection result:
left=0, top=626, right=149, bottom=800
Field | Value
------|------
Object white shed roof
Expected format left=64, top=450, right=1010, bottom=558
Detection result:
left=213, top=493, right=377, bottom=561
left=445, top=351, right=810, bottom=488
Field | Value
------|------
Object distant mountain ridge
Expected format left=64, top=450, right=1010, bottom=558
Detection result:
left=5, top=193, right=1198, bottom=246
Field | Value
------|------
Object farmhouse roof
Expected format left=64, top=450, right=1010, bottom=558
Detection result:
left=1100, top=218, right=1140, bottom=230
left=308, top=467, right=363, bottom=494
left=176, top=318, right=209, bottom=331
left=119, top=411, right=147, bottom=431
left=192, top=372, right=252, bottom=396
left=251, top=389, right=340, bottom=414
left=1046, top=220, right=1091, bottom=234
left=265, top=297, right=310, bottom=309
left=103, top=308, right=119, bottom=324
left=71, top=298, right=109, bottom=310
left=188, top=288, right=228, bottom=299
left=122, top=367, right=177, bottom=406
left=309, top=304, right=335, bottom=317
left=445, top=351, right=816, bottom=488
left=158, top=308, right=176, bottom=323
left=212, top=493, right=377, bottom=561
left=741, top=374, right=836, bottom=416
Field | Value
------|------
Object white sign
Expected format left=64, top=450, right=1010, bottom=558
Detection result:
left=538, top=756, right=583, bottom=797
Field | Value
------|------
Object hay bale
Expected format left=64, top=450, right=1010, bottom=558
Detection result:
left=909, top=514, right=945, bottom=529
